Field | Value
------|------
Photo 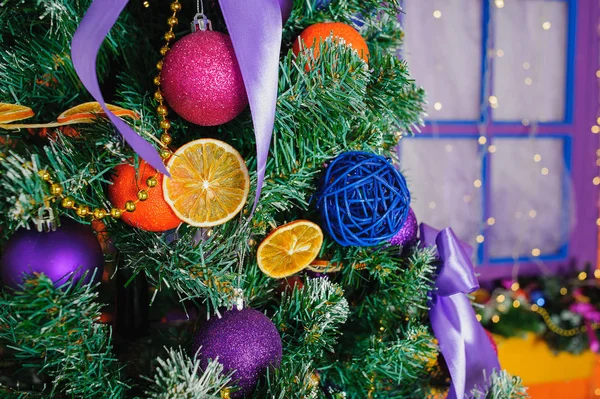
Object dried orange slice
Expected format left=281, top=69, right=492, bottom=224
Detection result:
left=306, top=259, right=343, bottom=273
left=0, top=103, right=34, bottom=123
left=257, top=220, right=324, bottom=278
left=163, top=138, right=250, bottom=227
left=57, top=102, right=139, bottom=123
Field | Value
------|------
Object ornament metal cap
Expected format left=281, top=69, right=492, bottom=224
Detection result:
left=191, top=13, right=211, bottom=32
left=232, top=287, right=245, bottom=311
left=191, top=0, right=212, bottom=32
left=35, top=206, right=59, bottom=232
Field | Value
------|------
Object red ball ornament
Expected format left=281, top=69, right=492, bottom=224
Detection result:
left=276, top=276, right=304, bottom=295
left=161, top=30, right=248, bottom=126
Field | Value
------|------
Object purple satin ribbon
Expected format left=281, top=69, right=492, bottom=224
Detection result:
left=72, top=0, right=291, bottom=206
left=71, top=0, right=168, bottom=175
left=218, top=0, right=288, bottom=211
left=570, top=301, right=600, bottom=352
left=420, top=224, right=500, bottom=399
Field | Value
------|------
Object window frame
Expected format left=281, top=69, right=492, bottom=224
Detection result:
left=403, top=0, right=598, bottom=279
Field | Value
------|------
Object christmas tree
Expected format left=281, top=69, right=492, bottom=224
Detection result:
left=0, top=1, right=527, bottom=398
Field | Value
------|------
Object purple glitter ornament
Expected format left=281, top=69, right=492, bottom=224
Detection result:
left=161, top=30, right=248, bottom=126
left=390, top=208, right=418, bottom=247
left=193, top=308, right=282, bottom=397
left=1, top=220, right=104, bottom=289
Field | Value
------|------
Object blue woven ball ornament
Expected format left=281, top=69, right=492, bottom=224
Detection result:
left=316, top=151, right=411, bottom=247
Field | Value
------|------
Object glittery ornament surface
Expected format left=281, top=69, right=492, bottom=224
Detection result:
left=1, top=220, right=104, bottom=289
left=161, top=30, right=248, bottom=126
left=193, top=308, right=282, bottom=397
left=390, top=208, right=418, bottom=246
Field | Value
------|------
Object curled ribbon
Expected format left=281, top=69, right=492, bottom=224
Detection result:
left=420, top=224, right=500, bottom=399
left=72, top=0, right=291, bottom=206
left=570, top=301, right=600, bottom=352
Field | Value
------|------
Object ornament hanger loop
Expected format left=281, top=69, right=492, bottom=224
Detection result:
left=191, top=0, right=211, bottom=32
left=35, top=206, right=59, bottom=232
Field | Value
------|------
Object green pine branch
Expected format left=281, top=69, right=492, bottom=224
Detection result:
left=471, top=370, right=529, bottom=399
left=272, top=278, right=349, bottom=359
left=0, top=273, right=127, bottom=398
left=143, top=347, right=231, bottom=399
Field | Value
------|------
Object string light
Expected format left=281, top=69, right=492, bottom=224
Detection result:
left=513, top=300, right=521, bottom=308
left=433, top=102, right=443, bottom=110
left=510, top=282, right=520, bottom=291
left=593, top=125, right=600, bottom=134
left=533, top=154, right=542, bottom=162
left=524, top=77, right=532, bottom=86
left=478, top=136, right=487, bottom=145
left=494, top=0, right=504, bottom=8
left=476, top=234, right=485, bottom=243
left=496, top=49, right=504, bottom=57
left=476, top=314, right=483, bottom=321
left=528, top=210, right=537, bottom=218
left=596, top=70, right=600, bottom=78
left=541, top=167, right=549, bottom=175
left=593, top=176, right=600, bottom=185
left=531, top=248, right=541, bottom=257
left=560, top=287, right=568, bottom=295
left=473, top=179, right=482, bottom=188
left=491, top=315, right=500, bottom=323
left=487, top=217, right=496, bottom=226
left=578, top=271, right=588, bottom=281
left=542, top=21, right=552, bottom=30
left=433, top=10, right=442, bottom=19
left=445, top=144, right=453, bottom=152
left=428, top=201, right=436, bottom=209
left=523, top=62, right=531, bottom=70
left=488, top=95, right=498, bottom=108
left=488, top=145, right=497, bottom=153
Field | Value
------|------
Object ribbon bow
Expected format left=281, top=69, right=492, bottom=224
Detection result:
left=72, top=0, right=292, bottom=208
left=570, top=300, right=600, bottom=352
left=420, top=224, right=500, bottom=399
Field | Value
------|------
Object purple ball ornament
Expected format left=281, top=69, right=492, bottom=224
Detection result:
left=161, top=30, right=248, bottom=126
left=390, top=208, right=418, bottom=247
left=279, top=0, right=293, bottom=22
left=193, top=308, right=282, bottom=397
left=1, top=220, right=104, bottom=289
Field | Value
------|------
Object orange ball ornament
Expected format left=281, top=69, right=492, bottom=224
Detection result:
left=108, top=161, right=181, bottom=232
left=292, top=22, right=369, bottom=63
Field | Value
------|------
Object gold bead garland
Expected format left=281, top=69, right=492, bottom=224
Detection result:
left=37, top=168, right=157, bottom=222
left=152, top=0, right=182, bottom=159
left=530, top=304, right=600, bottom=337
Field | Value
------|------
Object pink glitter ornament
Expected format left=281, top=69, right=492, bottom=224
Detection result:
left=161, top=30, right=248, bottom=126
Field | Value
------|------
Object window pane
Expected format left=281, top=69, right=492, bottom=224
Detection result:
left=493, top=0, right=568, bottom=122
left=398, top=138, right=483, bottom=250
left=488, top=137, right=571, bottom=259
left=402, top=0, right=482, bottom=121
